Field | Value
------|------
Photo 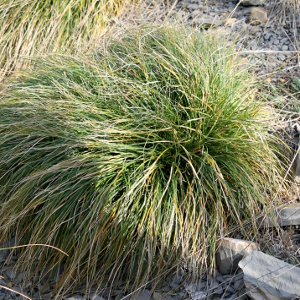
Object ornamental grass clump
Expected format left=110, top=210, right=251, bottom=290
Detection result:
left=0, top=26, right=286, bottom=296
left=0, top=0, right=129, bottom=81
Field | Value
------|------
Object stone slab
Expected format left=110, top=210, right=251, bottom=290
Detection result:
left=238, top=251, right=300, bottom=300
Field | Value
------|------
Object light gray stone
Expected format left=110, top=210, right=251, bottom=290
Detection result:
left=238, top=251, right=300, bottom=300
left=266, top=203, right=300, bottom=226
left=282, top=45, right=289, bottom=51
left=281, top=37, right=289, bottom=44
left=264, top=32, right=271, bottom=40
left=216, top=238, right=259, bottom=275
left=242, top=0, right=266, bottom=6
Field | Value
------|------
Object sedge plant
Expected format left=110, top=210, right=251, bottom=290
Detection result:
left=0, top=25, right=288, bottom=297
left=0, top=0, right=131, bottom=81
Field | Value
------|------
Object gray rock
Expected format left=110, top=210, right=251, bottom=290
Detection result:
left=238, top=251, right=300, bottom=299
left=89, top=296, right=106, bottom=300
left=281, top=37, right=289, bottom=44
left=242, top=0, right=266, bottom=6
left=289, top=45, right=295, bottom=51
left=153, top=292, right=162, bottom=300
left=216, top=238, right=259, bottom=274
left=224, top=294, right=238, bottom=300
left=265, top=203, right=300, bottom=226
left=282, top=45, right=289, bottom=51
left=4, top=269, right=16, bottom=280
left=187, top=3, right=200, bottom=10
left=42, top=293, right=53, bottom=300
left=197, top=280, right=207, bottom=291
left=233, top=278, right=244, bottom=291
left=264, top=32, right=271, bottom=40
left=185, top=283, right=207, bottom=299
left=65, top=296, right=84, bottom=300
left=191, top=10, right=202, bottom=17
left=169, top=281, right=179, bottom=289
left=133, top=289, right=151, bottom=300
left=249, top=7, right=268, bottom=25
left=0, top=279, right=7, bottom=287
left=274, top=39, right=280, bottom=45
left=224, top=285, right=235, bottom=294
left=238, top=288, right=247, bottom=300
left=210, top=280, right=223, bottom=294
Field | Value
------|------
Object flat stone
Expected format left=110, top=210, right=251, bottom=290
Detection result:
left=250, top=7, right=268, bottom=25
left=265, top=203, right=300, bottom=226
left=242, top=0, right=266, bottom=6
left=216, top=238, right=259, bottom=275
left=239, top=251, right=300, bottom=299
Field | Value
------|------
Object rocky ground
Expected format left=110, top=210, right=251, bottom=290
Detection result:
left=171, top=0, right=300, bottom=80
left=0, top=0, right=300, bottom=299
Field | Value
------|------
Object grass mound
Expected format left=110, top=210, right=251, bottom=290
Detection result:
left=0, top=25, right=286, bottom=296
left=0, top=0, right=130, bottom=81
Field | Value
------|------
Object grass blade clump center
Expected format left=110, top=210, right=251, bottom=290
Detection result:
left=0, top=26, right=286, bottom=295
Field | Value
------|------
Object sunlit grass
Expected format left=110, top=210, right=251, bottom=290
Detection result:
left=0, top=25, right=288, bottom=297
left=0, top=0, right=131, bottom=81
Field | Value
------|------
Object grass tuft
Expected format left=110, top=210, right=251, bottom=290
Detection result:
left=0, top=0, right=131, bottom=81
left=0, top=25, right=288, bottom=297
